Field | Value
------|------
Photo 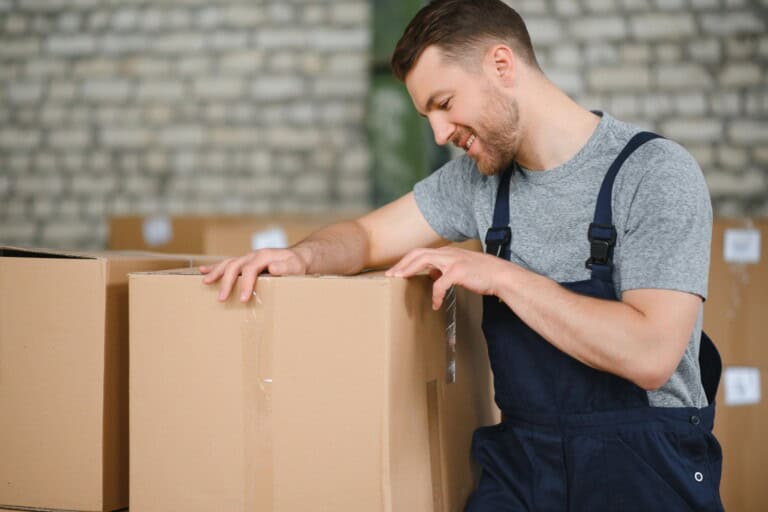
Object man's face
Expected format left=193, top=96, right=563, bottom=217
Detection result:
left=404, top=46, right=521, bottom=176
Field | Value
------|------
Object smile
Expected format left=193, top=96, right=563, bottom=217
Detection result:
left=465, top=134, right=476, bottom=151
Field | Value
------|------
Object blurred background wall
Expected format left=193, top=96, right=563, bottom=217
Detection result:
left=518, top=0, right=767, bottom=217
left=0, top=0, right=766, bottom=250
left=0, top=0, right=371, bottom=249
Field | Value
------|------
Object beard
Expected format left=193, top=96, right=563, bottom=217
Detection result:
left=468, top=88, right=521, bottom=176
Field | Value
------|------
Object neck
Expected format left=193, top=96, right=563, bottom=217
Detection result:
left=513, top=76, right=601, bottom=171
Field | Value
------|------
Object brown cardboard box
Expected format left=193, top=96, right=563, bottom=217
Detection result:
left=0, top=247, right=213, bottom=512
left=129, top=270, right=499, bottom=511
left=108, top=214, right=353, bottom=256
left=706, top=219, right=768, bottom=512
left=108, top=214, right=483, bottom=257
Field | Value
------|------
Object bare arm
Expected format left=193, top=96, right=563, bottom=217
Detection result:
left=387, top=247, right=700, bottom=390
left=202, top=192, right=447, bottom=301
left=296, top=192, right=448, bottom=273
left=494, top=263, right=700, bottom=390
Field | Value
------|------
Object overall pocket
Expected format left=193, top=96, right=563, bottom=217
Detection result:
left=606, top=427, right=722, bottom=511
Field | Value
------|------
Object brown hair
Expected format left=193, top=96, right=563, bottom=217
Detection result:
left=391, top=0, right=540, bottom=81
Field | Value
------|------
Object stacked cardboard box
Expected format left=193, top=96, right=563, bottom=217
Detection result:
left=108, top=214, right=354, bottom=256
left=108, top=214, right=483, bottom=257
left=0, top=248, right=211, bottom=512
left=706, top=219, right=767, bottom=512
left=129, top=270, right=498, bottom=511
left=6, top=215, right=762, bottom=511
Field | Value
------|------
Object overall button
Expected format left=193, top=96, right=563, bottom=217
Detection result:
left=694, top=471, right=704, bottom=482
left=690, top=415, right=700, bottom=425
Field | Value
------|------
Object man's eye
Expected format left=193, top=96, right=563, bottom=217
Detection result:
left=440, top=99, right=451, bottom=110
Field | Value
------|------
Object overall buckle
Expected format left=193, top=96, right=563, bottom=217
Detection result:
left=485, top=227, right=511, bottom=257
left=585, top=223, right=616, bottom=268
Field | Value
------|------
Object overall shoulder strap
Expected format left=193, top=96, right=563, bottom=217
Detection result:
left=586, top=131, right=662, bottom=279
left=485, top=166, right=513, bottom=259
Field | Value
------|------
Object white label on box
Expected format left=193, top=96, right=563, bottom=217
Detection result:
left=142, top=215, right=173, bottom=246
left=724, top=228, right=761, bottom=264
left=723, top=366, right=761, bottom=406
left=251, top=227, right=289, bottom=250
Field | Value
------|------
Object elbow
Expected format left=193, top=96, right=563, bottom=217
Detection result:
left=633, top=370, right=671, bottom=392
left=623, top=325, right=683, bottom=391
left=630, top=356, right=677, bottom=391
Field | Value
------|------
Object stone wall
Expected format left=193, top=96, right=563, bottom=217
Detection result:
left=513, top=0, right=767, bottom=217
left=0, top=0, right=370, bottom=249
left=0, top=0, right=766, bottom=249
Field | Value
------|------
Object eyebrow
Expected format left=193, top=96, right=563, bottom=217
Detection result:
left=417, top=90, right=451, bottom=118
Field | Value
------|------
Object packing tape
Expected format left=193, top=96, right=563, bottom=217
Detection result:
left=444, top=286, right=457, bottom=384
left=242, top=290, right=274, bottom=510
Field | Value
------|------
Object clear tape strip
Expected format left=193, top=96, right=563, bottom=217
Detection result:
left=243, top=291, right=273, bottom=510
left=444, top=286, right=457, bottom=384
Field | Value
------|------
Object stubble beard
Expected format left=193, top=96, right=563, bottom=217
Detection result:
left=473, top=91, right=521, bottom=177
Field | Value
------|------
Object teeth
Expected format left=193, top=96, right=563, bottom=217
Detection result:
left=465, top=134, right=476, bottom=150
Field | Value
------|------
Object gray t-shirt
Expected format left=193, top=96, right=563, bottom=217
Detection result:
left=413, top=112, right=712, bottom=408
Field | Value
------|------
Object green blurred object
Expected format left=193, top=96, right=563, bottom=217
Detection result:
left=368, top=0, right=451, bottom=207
left=371, top=0, right=423, bottom=65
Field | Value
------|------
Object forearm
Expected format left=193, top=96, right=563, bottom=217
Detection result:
left=495, top=265, right=678, bottom=390
left=292, top=220, right=371, bottom=276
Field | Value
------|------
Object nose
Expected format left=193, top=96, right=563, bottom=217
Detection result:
left=428, top=114, right=455, bottom=146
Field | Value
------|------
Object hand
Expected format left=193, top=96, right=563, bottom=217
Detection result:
left=200, top=248, right=310, bottom=302
left=385, top=246, right=510, bottom=310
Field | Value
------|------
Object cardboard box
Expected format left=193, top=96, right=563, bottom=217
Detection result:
left=706, top=218, right=768, bottom=512
left=129, top=270, right=499, bottom=511
left=0, top=247, right=213, bottom=512
left=108, top=214, right=483, bottom=258
left=108, top=214, right=353, bottom=256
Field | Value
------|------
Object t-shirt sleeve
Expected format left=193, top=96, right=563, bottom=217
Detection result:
left=413, top=155, right=480, bottom=242
left=615, top=140, right=712, bottom=300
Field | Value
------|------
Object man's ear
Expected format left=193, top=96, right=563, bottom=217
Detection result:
left=488, top=45, right=516, bottom=87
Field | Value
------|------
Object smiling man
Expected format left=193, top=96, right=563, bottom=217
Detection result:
left=202, top=1, right=724, bottom=510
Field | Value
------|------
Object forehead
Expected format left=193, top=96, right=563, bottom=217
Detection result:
left=404, top=46, right=472, bottom=110
left=405, top=46, right=459, bottom=86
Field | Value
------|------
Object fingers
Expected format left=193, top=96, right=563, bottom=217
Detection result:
left=202, top=249, right=309, bottom=303
left=239, top=261, right=266, bottom=302
left=431, top=271, right=456, bottom=310
left=386, top=248, right=448, bottom=278
left=383, top=247, right=477, bottom=309
left=201, top=258, right=233, bottom=284
left=217, top=255, right=253, bottom=302
left=385, top=248, right=426, bottom=277
left=428, top=268, right=442, bottom=281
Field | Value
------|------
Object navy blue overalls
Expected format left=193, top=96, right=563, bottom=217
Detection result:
left=465, top=132, right=725, bottom=511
